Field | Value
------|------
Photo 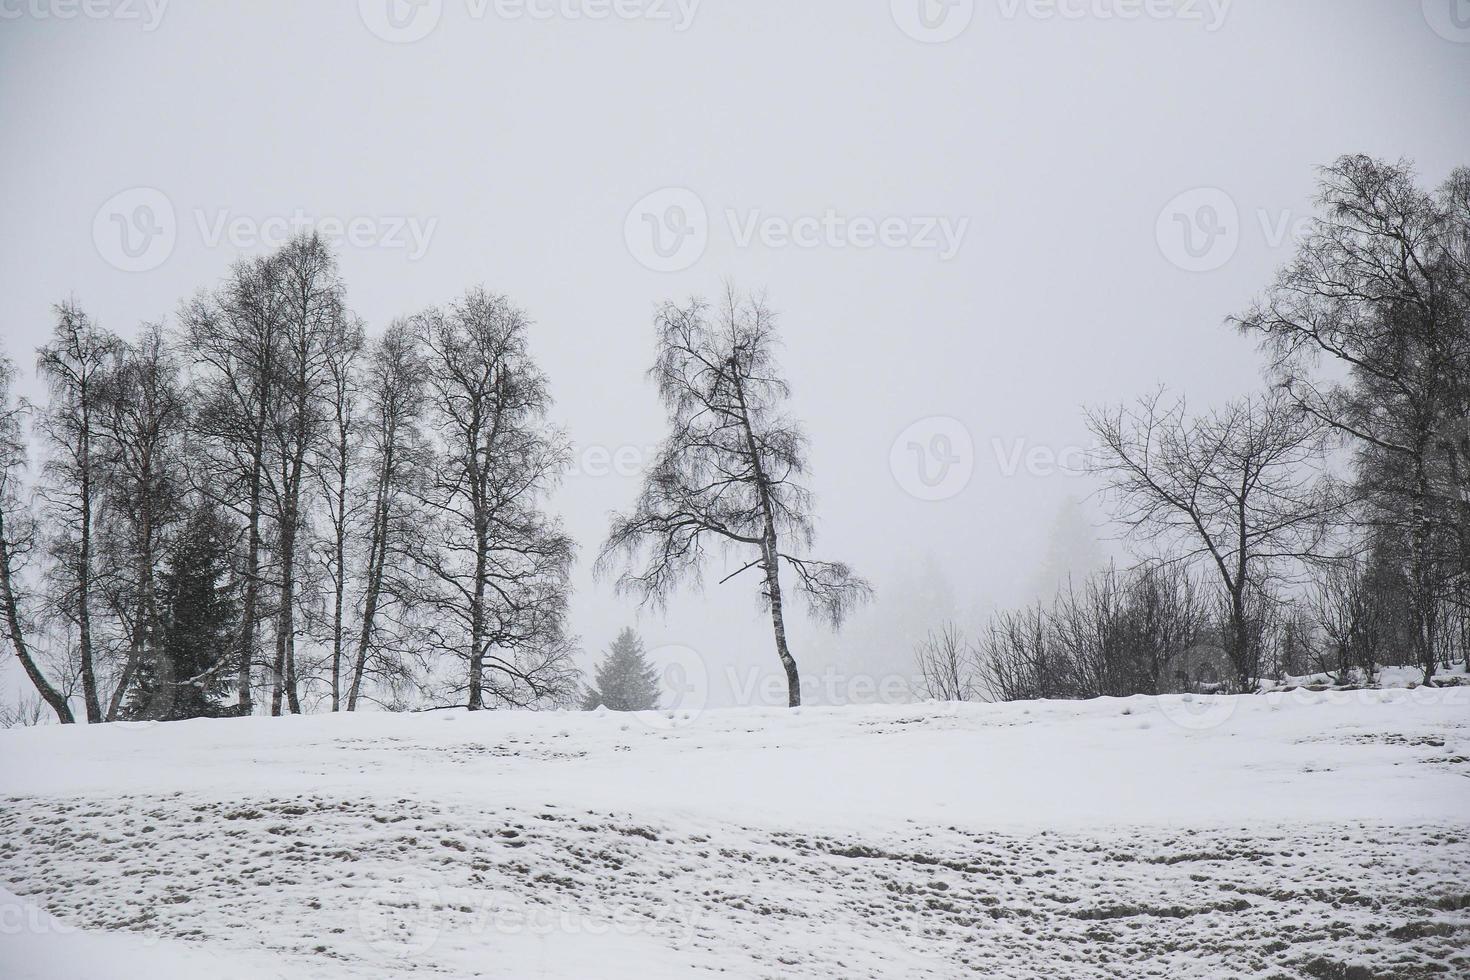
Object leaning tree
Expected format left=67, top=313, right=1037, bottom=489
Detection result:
left=599, top=287, right=871, bottom=708
left=0, top=354, right=74, bottom=723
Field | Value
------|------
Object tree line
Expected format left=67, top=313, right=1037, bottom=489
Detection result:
left=917, top=156, right=1470, bottom=700
left=1, top=243, right=866, bottom=724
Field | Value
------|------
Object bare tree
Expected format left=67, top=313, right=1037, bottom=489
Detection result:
left=35, top=301, right=120, bottom=723
left=263, top=233, right=348, bottom=715
left=1087, top=388, right=1337, bottom=690
left=0, top=694, right=47, bottom=729
left=184, top=253, right=287, bottom=716
left=94, top=324, right=188, bottom=720
left=346, top=318, right=426, bottom=710
left=974, top=604, right=1060, bottom=702
left=314, top=314, right=364, bottom=712
left=1233, top=155, right=1470, bottom=684
left=1121, top=563, right=1207, bottom=694
left=1311, top=558, right=1373, bottom=685
left=599, top=288, right=871, bottom=708
left=913, top=622, right=976, bottom=701
left=405, top=289, right=576, bottom=711
left=0, top=355, right=74, bottom=723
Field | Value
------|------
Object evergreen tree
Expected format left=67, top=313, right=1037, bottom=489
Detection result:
left=126, top=505, right=237, bottom=721
left=582, top=628, right=661, bottom=711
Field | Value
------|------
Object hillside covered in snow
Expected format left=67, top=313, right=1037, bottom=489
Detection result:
left=2, top=690, right=1468, bottom=979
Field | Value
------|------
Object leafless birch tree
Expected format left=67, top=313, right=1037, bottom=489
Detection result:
left=184, top=253, right=286, bottom=716
left=599, top=288, right=871, bottom=708
left=406, top=289, right=576, bottom=711
left=346, top=318, right=425, bottom=710
left=263, top=233, right=348, bottom=715
left=314, top=314, right=364, bottom=712
left=36, top=301, right=119, bottom=723
left=94, top=324, right=188, bottom=720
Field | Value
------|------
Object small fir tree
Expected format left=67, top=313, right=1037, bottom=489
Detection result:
left=126, top=505, right=238, bottom=720
left=582, top=628, right=661, bottom=711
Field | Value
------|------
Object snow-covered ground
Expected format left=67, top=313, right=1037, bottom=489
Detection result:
left=2, top=688, right=1468, bottom=978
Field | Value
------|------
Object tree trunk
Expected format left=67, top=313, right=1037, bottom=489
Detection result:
left=238, top=449, right=263, bottom=717
left=762, top=542, right=800, bottom=707
left=107, top=500, right=157, bottom=721
left=1412, top=450, right=1439, bottom=686
left=330, top=536, right=345, bottom=712
left=0, top=511, right=75, bottom=724
left=467, top=522, right=488, bottom=711
left=76, top=400, right=101, bottom=723
left=731, top=362, right=801, bottom=707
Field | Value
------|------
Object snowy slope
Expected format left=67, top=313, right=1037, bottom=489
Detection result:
left=2, top=689, right=1468, bottom=978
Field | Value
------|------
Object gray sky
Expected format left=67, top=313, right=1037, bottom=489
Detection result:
left=2, top=0, right=1468, bottom=708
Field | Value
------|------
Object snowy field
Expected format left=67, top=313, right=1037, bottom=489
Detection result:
left=2, top=689, right=1469, bottom=979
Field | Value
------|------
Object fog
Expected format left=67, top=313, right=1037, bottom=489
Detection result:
left=2, top=0, right=1467, bottom=708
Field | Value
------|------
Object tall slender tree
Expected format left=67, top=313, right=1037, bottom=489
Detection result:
left=599, top=288, right=871, bottom=708
left=315, top=314, right=364, bottom=712
left=184, top=253, right=286, bottom=716
left=405, top=289, right=577, bottom=711
left=94, top=323, right=188, bottom=720
left=36, top=301, right=119, bottom=723
left=346, top=318, right=426, bottom=710
left=264, top=233, right=348, bottom=715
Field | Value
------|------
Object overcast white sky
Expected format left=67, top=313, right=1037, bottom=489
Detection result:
left=2, top=0, right=1468, bottom=708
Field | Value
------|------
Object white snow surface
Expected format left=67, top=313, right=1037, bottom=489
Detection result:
left=2, top=689, right=1468, bottom=978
